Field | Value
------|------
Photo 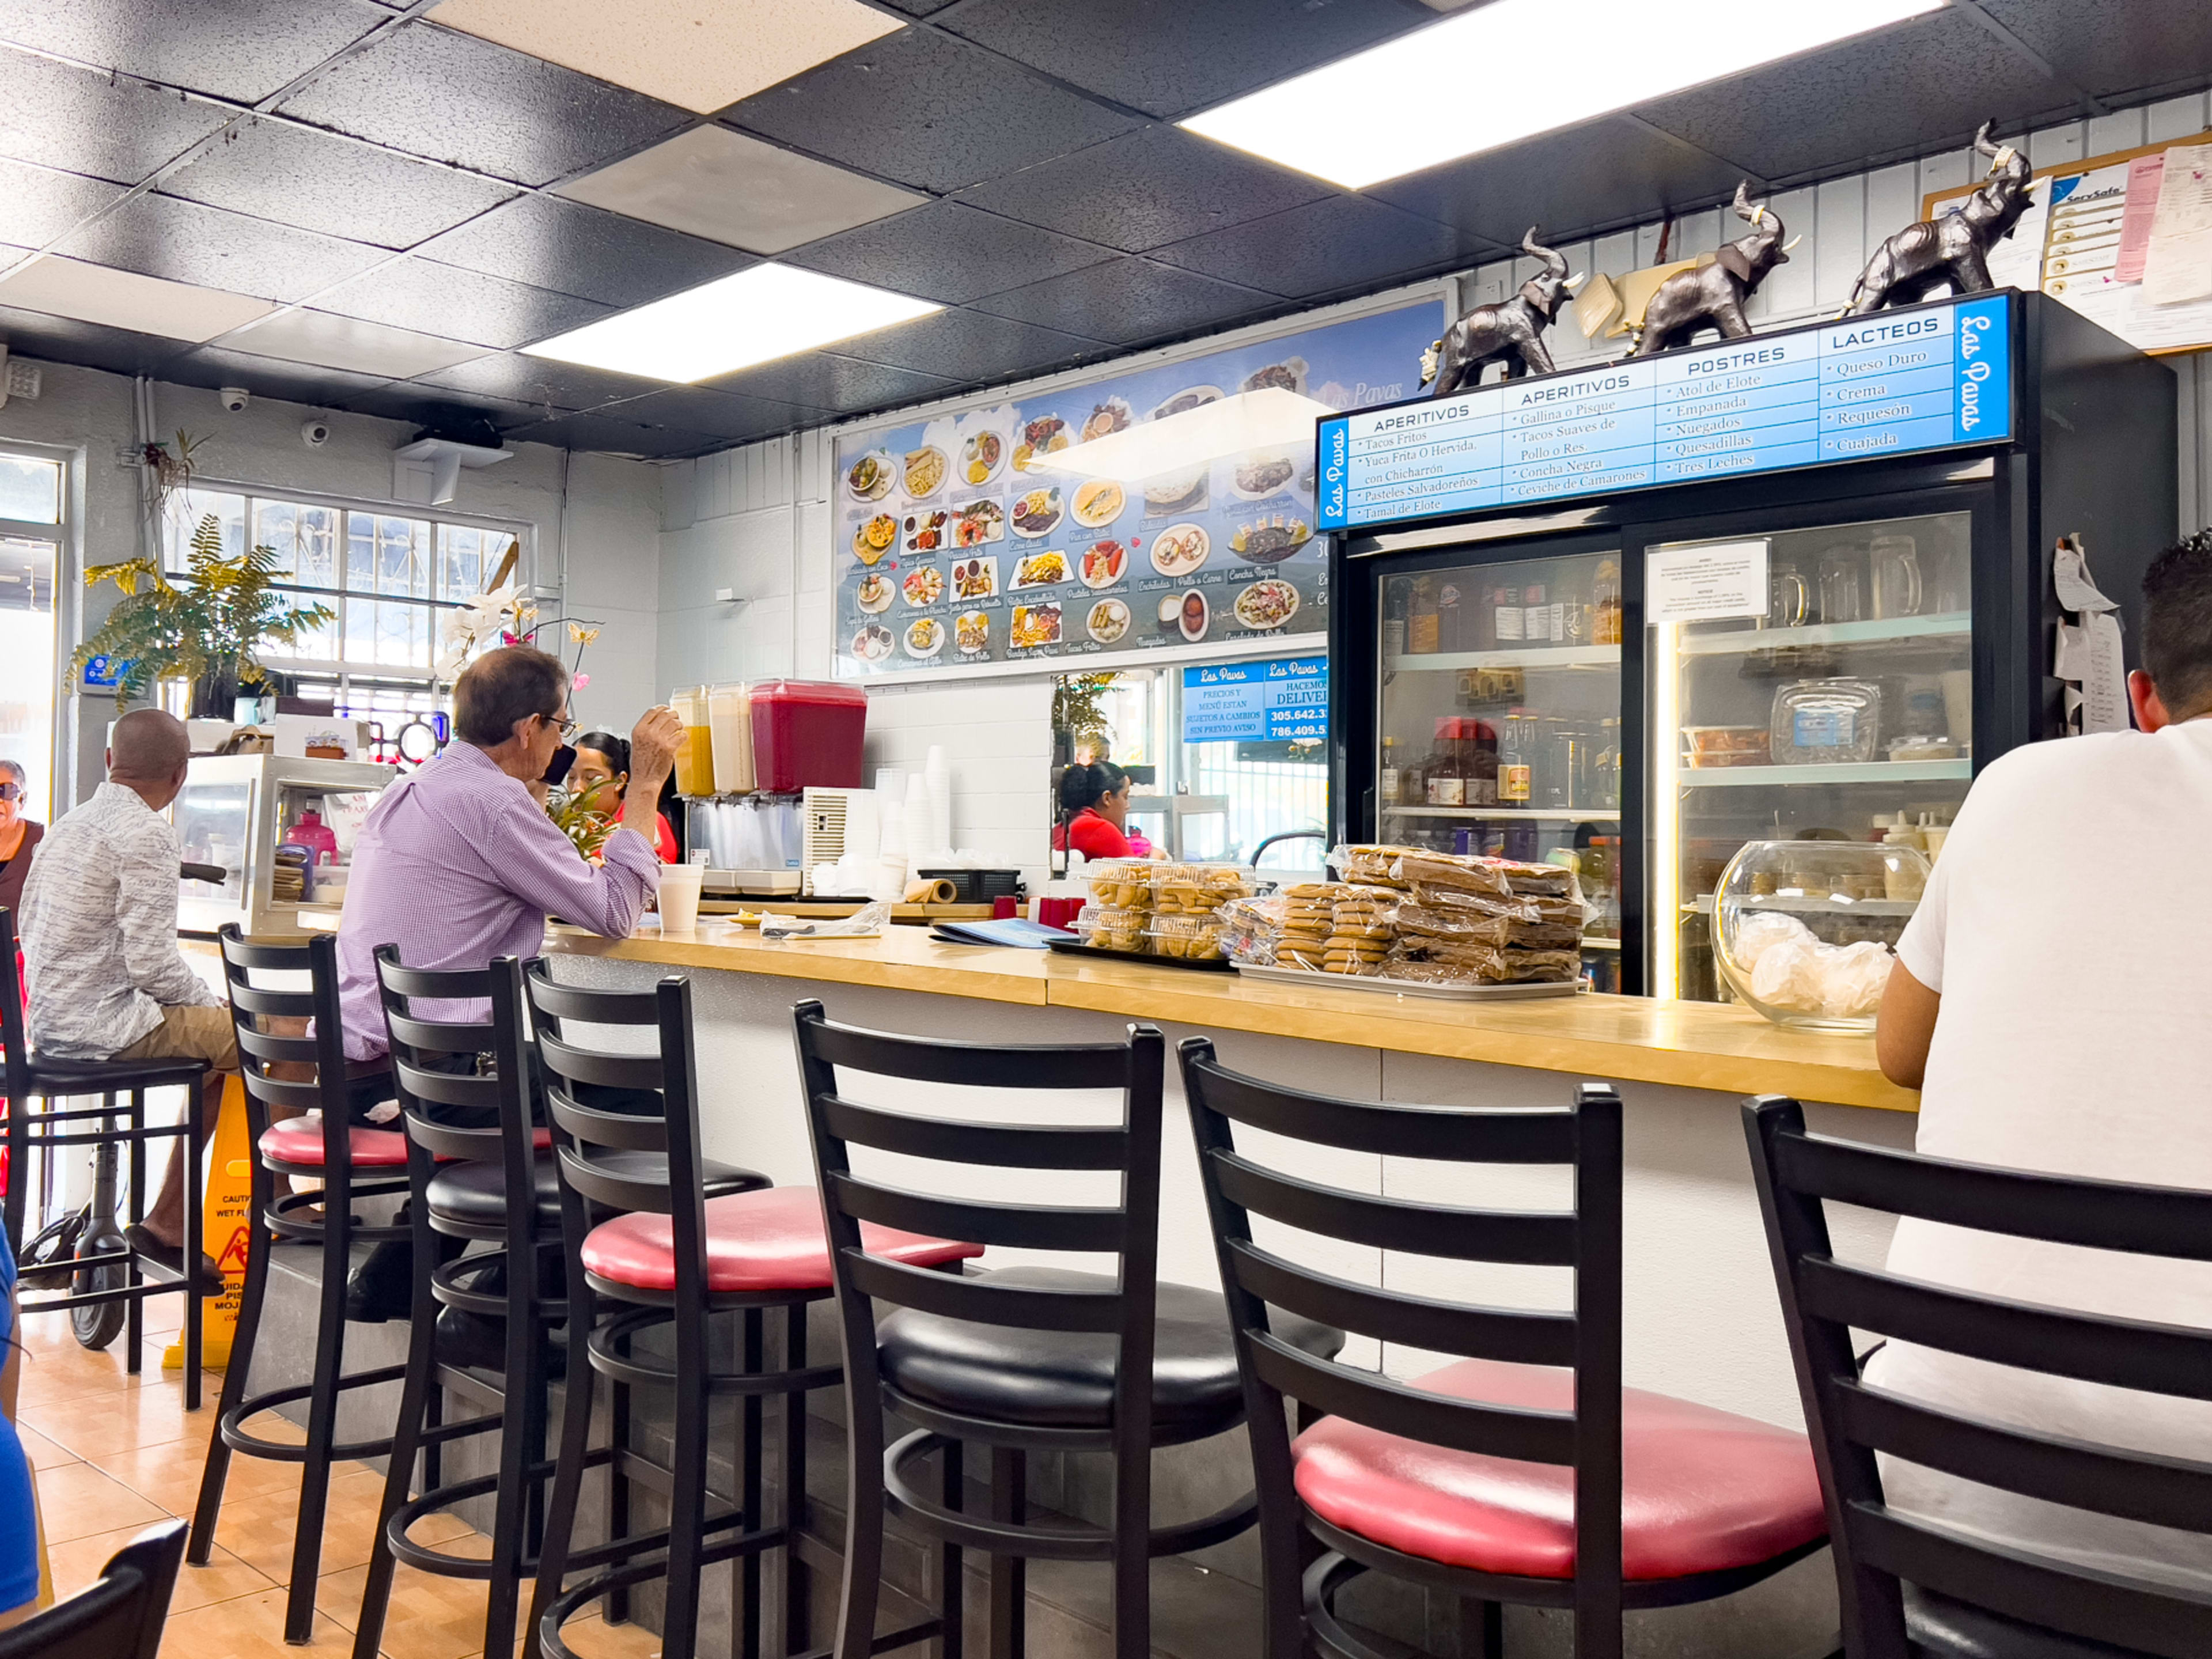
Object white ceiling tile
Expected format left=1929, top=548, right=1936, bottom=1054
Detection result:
left=555, top=126, right=925, bottom=255
left=429, top=0, right=903, bottom=114
left=0, top=255, right=272, bottom=342
left=213, top=308, right=489, bottom=379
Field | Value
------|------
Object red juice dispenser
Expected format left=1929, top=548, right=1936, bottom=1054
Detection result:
left=749, top=680, right=869, bottom=793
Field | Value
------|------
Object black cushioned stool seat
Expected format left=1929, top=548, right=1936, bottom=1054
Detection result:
left=25, top=1053, right=209, bottom=1092
left=425, top=1150, right=767, bottom=1232
left=1906, top=1588, right=2161, bottom=1659
left=880, top=1266, right=1342, bottom=1435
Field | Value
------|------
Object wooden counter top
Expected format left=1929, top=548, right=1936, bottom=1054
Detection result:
left=544, top=926, right=1916, bottom=1113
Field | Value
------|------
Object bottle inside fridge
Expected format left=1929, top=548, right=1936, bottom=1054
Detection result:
left=1647, top=510, right=1974, bottom=1003
left=1378, top=547, right=1624, bottom=986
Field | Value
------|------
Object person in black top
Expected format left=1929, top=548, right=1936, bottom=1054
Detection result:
left=0, top=759, right=41, bottom=918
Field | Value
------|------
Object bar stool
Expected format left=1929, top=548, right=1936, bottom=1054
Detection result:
left=0, top=908, right=209, bottom=1404
left=527, top=963, right=893, bottom=1659
left=351, top=949, right=568, bottom=1659
left=793, top=1000, right=1344, bottom=1659
left=187, top=926, right=407, bottom=1645
left=1180, top=1041, right=1828, bottom=1659
left=1745, top=1094, right=2212, bottom=1659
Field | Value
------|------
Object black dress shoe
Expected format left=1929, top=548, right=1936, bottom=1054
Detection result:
left=344, top=1240, right=416, bottom=1322
left=434, top=1308, right=565, bottom=1379
left=124, top=1224, right=225, bottom=1296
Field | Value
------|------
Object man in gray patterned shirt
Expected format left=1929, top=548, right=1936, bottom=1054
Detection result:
left=20, top=710, right=227, bottom=1291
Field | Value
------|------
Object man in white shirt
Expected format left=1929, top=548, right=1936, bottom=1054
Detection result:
left=20, top=710, right=228, bottom=1291
left=1872, top=528, right=2212, bottom=1587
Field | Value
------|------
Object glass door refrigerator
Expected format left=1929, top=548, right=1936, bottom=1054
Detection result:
left=1324, top=290, right=2176, bottom=998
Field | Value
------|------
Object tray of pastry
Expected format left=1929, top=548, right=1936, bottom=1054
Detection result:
left=1044, top=939, right=1234, bottom=972
left=1230, top=963, right=1582, bottom=999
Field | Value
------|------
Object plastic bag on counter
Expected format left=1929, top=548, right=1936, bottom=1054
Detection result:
left=762, top=900, right=891, bottom=939
left=1217, top=896, right=1287, bottom=965
left=1393, top=902, right=1581, bottom=951
left=1381, top=942, right=1582, bottom=984
left=1330, top=844, right=1421, bottom=889
left=1389, top=849, right=1583, bottom=904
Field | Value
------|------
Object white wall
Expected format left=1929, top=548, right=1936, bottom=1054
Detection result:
left=0, top=358, right=661, bottom=805
left=653, top=93, right=2212, bottom=874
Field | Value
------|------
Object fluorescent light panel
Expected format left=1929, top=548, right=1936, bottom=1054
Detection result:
left=1181, top=0, right=1945, bottom=188
left=217, top=308, right=486, bottom=379
left=0, top=255, right=274, bottom=342
left=524, top=264, right=940, bottom=382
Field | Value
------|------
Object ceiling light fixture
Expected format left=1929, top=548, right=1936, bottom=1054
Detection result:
left=523, top=264, right=941, bottom=383
left=1180, top=0, right=1944, bottom=188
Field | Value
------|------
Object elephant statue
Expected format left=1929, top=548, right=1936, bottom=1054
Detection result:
left=1631, top=183, right=1793, bottom=357
left=1421, top=229, right=1584, bottom=396
left=1846, top=122, right=2033, bottom=313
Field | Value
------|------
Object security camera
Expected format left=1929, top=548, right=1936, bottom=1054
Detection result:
left=300, top=419, right=331, bottom=449
left=219, top=387, right=250, bottom=413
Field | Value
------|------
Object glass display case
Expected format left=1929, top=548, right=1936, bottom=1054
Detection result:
left=1375, top=545, right=1625, bottom=986
left=173, top=754, right=395, bottom=938
left=1647, top=509, right=1972, bottom=1003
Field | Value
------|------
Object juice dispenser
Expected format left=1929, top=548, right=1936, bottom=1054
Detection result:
left=671, top=685, right=715, bottom=798
left=749, top=680, right=868, bottom=793
left=708, top=683, right=755, bottom=796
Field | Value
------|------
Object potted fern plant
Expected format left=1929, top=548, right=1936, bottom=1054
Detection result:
left=72, top=512, right=336, bottom=715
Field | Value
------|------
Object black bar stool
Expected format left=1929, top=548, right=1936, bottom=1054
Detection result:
left=793, top=1001, right=1343, bottom=1659
left=0, top=908, right=209, bottom=1405
left=187, top=925, right=407, bottom=1645
left=351, top=949, right=566, bottom=1659
left=527, top=962, right=870, bottom=1659
left=1180, top=1043, right=1828, bottom=1659
left=1745, top=1094, right=2212, bottom=1659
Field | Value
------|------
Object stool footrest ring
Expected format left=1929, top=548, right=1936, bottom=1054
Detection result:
left=219, top=1368, right=408, bottom=1462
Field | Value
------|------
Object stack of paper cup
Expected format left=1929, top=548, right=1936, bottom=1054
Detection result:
left=924, top=746, right=952, bottom=856
left=902, top=785, right=933, bottom=873
left=879, top=774, right=907, bottom=862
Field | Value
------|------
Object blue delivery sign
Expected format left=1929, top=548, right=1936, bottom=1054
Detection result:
left=1315, top=293, right=2014, bottom=532
left=1183, top=656, right=1328, bottom=744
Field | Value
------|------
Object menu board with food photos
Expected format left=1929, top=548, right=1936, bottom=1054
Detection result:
left=832, top=299, right=1444, bottom=677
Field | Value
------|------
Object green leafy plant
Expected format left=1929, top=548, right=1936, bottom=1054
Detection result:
left=550, top=778, right=622, bottom=862
left=72, top=512, right=336, bottom=709
left=1052, top=671, right=1119, bottom=756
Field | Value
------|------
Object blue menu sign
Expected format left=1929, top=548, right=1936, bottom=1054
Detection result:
left=1183, top=656, right=1328, bottom=743
left=1316, top=293, right=2014, bottom=531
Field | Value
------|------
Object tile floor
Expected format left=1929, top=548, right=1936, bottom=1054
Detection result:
left=13, top=1303, right=657, bottom=1658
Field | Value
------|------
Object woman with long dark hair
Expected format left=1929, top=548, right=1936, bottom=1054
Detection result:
left=570, top=731, right=680, bottom=862
left=1052, top=759, right=1136, bottom=861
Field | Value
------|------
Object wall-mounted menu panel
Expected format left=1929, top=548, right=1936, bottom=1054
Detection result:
left=833, top=300, right=1442, bottom=678
left=1316, top=293, right=2014, bottom=532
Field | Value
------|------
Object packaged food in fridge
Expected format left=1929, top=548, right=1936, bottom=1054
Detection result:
left=1769, top=678, right=1883, bottom=766
left=1683, top=726, right=1771, bottom=768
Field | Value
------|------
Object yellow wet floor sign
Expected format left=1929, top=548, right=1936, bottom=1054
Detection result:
left=165, top=1074, right=249, bottom=1372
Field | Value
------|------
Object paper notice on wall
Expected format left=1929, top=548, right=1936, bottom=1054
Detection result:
left=2115, top=152, right=2166, bottom=283
left=1645, top=539, right=1768, bottom=625
left=2142, top=143, right=2212, bottom=308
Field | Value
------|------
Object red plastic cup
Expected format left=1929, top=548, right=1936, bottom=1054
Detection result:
left=1035, top=895, right=1084, bottom=931
left=993, top=895, right=1018, bottom=919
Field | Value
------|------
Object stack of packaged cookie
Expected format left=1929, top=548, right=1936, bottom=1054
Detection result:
left=1217, top=895, right=1287, bottom=965
left=1271, top=881, right=1400, bottom=975
left=1380, top=849, right=1586, bottom=984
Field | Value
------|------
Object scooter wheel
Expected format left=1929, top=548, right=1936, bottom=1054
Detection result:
left=70, top=1262, right=126, bottom=1350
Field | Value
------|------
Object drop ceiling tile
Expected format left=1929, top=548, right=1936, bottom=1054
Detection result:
left=556, top=125, right=924, bottom=255
left=273, top=20, right=690, bottom=187
left=313, top=257, right=612, bottom=350
left=968, top=258, right=1273, bottom=347
left=1976, top=0, right=2212, bottom=101
left=872, top=0, right=954, bottom=14
left=784, top=201, right=1113, bottom=306
left=339, top=381, right=544, bottom=430
left=56, top=192, right=388, bottom=302
left=0, top=301, right=190, bottom=377
left=1369, top=118, right=1750, bottom=248
left=429, top=0, right=903, bottom=115
left=0, top=157, right=125, bottom=248
left=211, top=308, right=486, bottom=378
left=0, top=0, right=391, bottom=104
left=413, top=350, right=664, bottom=413
left=0, top=256, right=273, bottom=342
left=831, top=306, right=1107, bottom=384
left=594, top=385, right=817, bottom=442
left=161, top=118, right=520, bottom=250
left=726, top=28, right=1141, bottom=195
left=940, top=0, right=1430, bottom=120
left=499, top=411, right=714, bottom=458
left=159, top=345, right=396, bottom=410
left=1152, top=194, right=1480, bottom=300
left=415, top=192, right=753, bottom=307
left=953, top=125, right=1336, bottom=255
left=702, top=351, right=952, bottom=414
left=1637, top=10, right=2065, bottom=182
left=0, top=46, right=233, bottom=183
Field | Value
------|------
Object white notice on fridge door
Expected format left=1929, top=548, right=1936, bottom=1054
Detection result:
left=1645, top=540, right=1769, bottom=624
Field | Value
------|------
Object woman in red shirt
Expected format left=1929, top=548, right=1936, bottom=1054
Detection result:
left=571, top=731, right=680, bottom=862
left=1052, top=760, right=1137, bottom=861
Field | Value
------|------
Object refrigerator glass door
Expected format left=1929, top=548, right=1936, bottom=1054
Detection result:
left=1646, top=508, right=1974, bottom=1003
left=1379, top=547, right=1626, bottom=986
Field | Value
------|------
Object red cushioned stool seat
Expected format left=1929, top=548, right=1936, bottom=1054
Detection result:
left=259, top=1118, right=410, bottom=1168
left=581, top=1184, right=983, bottom=1294
left=1292, top=1358, right=1825, bottom=1581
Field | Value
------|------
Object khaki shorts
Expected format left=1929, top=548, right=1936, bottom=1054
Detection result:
left=110, top=1003, right=238, bottom=1073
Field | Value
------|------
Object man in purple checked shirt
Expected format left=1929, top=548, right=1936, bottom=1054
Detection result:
left=334, top=645, right=680, bottom=1320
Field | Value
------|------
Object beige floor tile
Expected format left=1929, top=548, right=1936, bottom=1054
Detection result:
left=156, top=1585, right=354, bottom=1657
left=560, top=1610, right=665, bottom=1658
left=13, top=1421, right=79, bottom=1468
left=319, top=1557, right=512, bottom=1658
left=46, top=1522, right=278, bottom=1615
left=19, top=1378, right=211, bottom=1459
left=213, top=1465, right=476, bottom=1584
left=31, top=1459, right=169, bottom=1546
left=90, top=1434, right=298, bottom=1513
